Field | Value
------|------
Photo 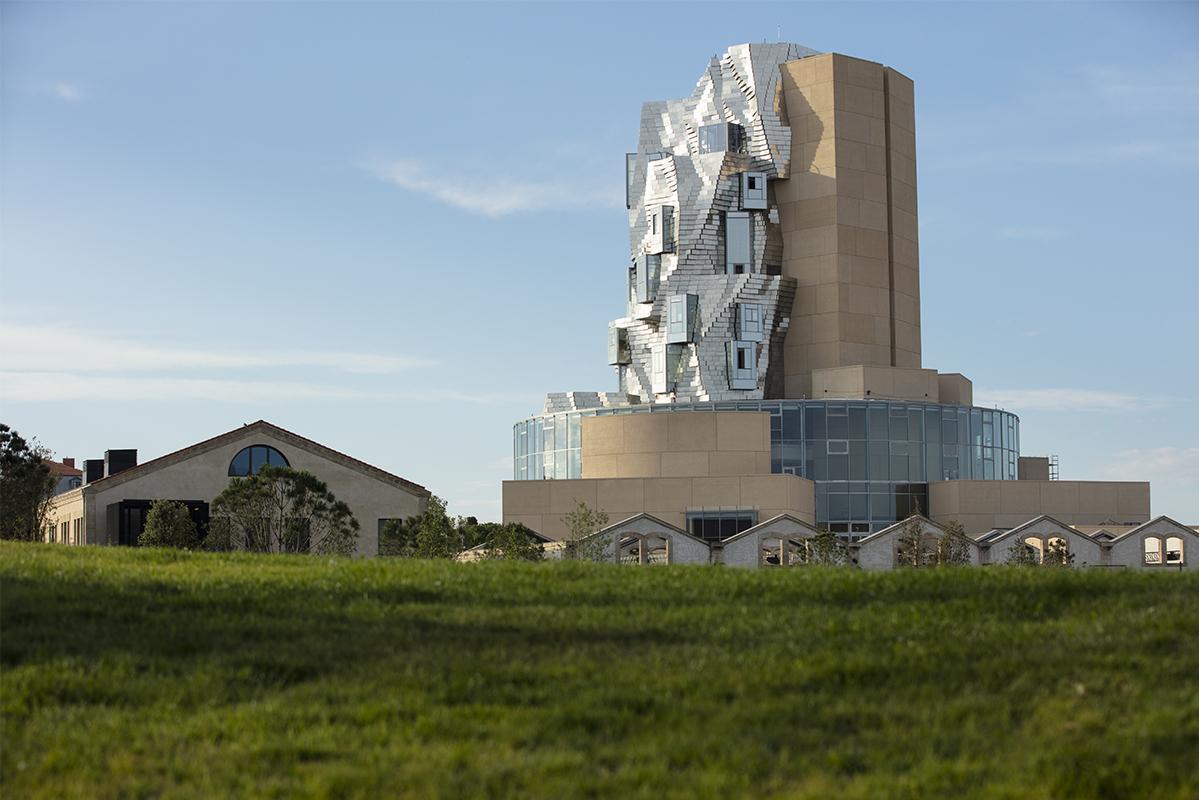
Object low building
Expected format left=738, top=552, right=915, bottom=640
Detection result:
left=46, top=457, right=82, bottom=495
left=42, top=420, right=429, bottom=557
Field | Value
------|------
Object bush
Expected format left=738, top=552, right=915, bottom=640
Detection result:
left=138, top=500, right=200, bottom=549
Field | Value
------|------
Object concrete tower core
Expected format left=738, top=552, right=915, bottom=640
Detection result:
left=776, top=53, right=922, bottom=398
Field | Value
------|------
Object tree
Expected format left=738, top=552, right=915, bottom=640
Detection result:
left=211, top=465, right=360, bottom=556
left=1043, top=538, right=1075, bottom=568
left=562, top=501, right=609, bottom=561
left=1005, top=539, right=1041, bottom=566
left=378, top=516, right=421, bottom=557
left=0, top=423, right=57, bottom=541
left=138, top=500, right=200, bottom=549
left=894, top=516, right=933, bottom=568
left=413, top=495, right=457, bottom=559
left=933, top=520, right=973, bottom=566
left=804, top=529, right=849, bottom=566
left=482, top=522, right=544, bottom=561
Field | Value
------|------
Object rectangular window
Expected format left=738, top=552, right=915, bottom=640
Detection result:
left=666, top=294, right=697, bottom=344
left=736, top=302, right=764, bottom=342
left=651, top=344, right=670, bottom=394
left=698, top=122, right=746, bottom=155
left=634, top=254, right=660, bottom=303
left=740, top=171, right=767, bottom=209
left=646, top=206, right=674, bottom=254
left=725, top=211, right=752, bottom=274
left=607, top=324, right=630, bottom=365
left=727, top=340, right=757, bottom=389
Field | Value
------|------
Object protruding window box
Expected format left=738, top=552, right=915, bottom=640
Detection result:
left=647, top=205, right=674, bottom=254
left=740, top=171, right=767, bottom=210
left=650, top=343, right=683, bottom=394
left=727, top=340, right=758, bottom=390
left=736, top=302, right=764, bottom=342
left=608, top=324, right=631, bottom=366
left=725, top=211, right=752, bottom=274
left=698, top=122, right=747, bottom=155
left=634, top=254, right=660, bottom=304
left=666, top=293, right=698, bottom=344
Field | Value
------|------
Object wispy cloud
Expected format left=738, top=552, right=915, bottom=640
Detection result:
left=1102, top=447, right=1199, bottom=490
left=360, top=158, right=621, bottom=217
left=974, top=388, right=1187, bottom=413
left=51, top=82, right=83, bottom=102
left=0, top=371, right=540, bottom=406
left=998, top=226, right=1066, bottom=241
left=0, top=323, right=433, bottom=374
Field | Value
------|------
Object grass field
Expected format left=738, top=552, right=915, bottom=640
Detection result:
left=2, top=542, right=1197, bottom=799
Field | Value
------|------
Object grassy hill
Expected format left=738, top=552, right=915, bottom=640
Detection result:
left=2, top=542, right=1197, bottom=799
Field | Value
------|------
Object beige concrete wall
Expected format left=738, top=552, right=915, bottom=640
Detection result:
left=84, top=428, right=426, bottom=557
left=929, top=480, right=1150, bottom=534
left=810, top=365, right=939, bottom=402
left=503, top=475, right=817, bottom=540
left=937, top=373, right=973, bottom=406
left=1018, top=457, right=1051, bottom=481
left=44, top=489, right=84, bottom=545
left=776, top=53, right=920, bottom=398
left=581, top=412, right=771, bottom=479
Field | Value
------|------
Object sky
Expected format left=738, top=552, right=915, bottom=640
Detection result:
left=2, top=1, right=1197, bottom=522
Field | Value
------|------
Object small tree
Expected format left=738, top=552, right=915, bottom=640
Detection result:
left=805, top=529, right=849, bottom=566
left=413, top=495, right=457, bottom=559
left=139, top=500, right=200, bottom=549
left=933, top=520, right=973, bottom=566
left=483, top=522, right=544, bottom=561
left=894, top=516, right=933, bottom=568
left=378, top=516, right=420, bottom=557
left=211, top=465, right=360, bottom=555
left=0, top=423, right=57, bottom=541
left=1043, top=538, right=1075, bottom=568
left=562, top=501, right=609, bottom=561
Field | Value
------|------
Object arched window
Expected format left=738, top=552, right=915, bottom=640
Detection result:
left=644, top=535, right=670, bottom=564
left=618, top=535, right=643, bottom=564
left=1143, top=537, right=1162, bottom=565
left=228, top=445, right=290, bottom=477
left=1164, top=537, right=1184, bottom=566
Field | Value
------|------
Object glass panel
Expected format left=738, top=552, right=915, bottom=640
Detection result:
left=871, top=492, right=894, bottom=520
left=850, top=493, right=869, bottom=520
left=890, top=442, right=909, bottom=482
left=869, top=441, right=889, bottom=481
left=849, top=441, right=867, bottom=481
left=828, top=494, right=851, bottom=520
left=782, top=407, right=801, bottom=439
left=907, top=408, right=924, bottom=442
left=869, top=405, right=888, bottom=440
left=230, top=448, right=251, bottom=476
left=890, top=406, right=908, bottom=442
left=942, top=414, right=957, bottom=444
left=925, top=409, right=941, bottom=444
left=266, top=447, right=288, bottom=467
left=250, top=446, right=268, bottom=475
left=805, top=406, right=825, bottom=439
left=828, top=454, right=849, bottom=480
left=848, top=406, right=867, bottom=439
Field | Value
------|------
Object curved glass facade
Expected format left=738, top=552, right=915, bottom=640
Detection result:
left=513, top=400, right=1019, bottom=535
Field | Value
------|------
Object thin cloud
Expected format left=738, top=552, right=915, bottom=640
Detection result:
left=998, top=226, right=1065, bottom=241
left=0, top=371, right=539, bottom=406
left=0, top=323, right=433, bottom=374
left=974, top=388, right=1186, bottom=413
left=52, top=82, right=83, bottom=101
left=1102, top=447, right=1199, bottom=490
left=361, top=158, right=621, bottom=217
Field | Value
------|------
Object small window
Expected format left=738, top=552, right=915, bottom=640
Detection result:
left=733, top=264, right=745, bottom=274
left=1143, top=537, right=1162, bottom=565
left=229, top=445, right=290, bottom=477
left=1165, top=536, right=1184, bottom=565
left=748, top=176, right=759, bottom=190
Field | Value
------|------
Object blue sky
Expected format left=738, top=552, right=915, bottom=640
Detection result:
left=2, top=1, right=1197, bottom=521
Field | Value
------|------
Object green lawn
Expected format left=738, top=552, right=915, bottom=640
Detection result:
left=2, top=542, right=1197, bottom=799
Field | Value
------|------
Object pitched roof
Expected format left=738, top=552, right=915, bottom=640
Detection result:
left=1110, top=515, right=1199, bottom=543
left=719, top=513, right=821, bottom=545
left=591, top=512, right=711, bottom=547
left=984, top=514, right=1098, bottom=547
left=82, top=420, right=429, bottom=497
left=45, top=459, right=82, bottom=477
left=855, top=514, right=976, bottom=548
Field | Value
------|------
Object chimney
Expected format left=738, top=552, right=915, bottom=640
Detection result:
left=104, top=449, right=138, bottom=477
left=63, top=457, right=76, bottom=468
left=84, top=459, right=105, bottom=484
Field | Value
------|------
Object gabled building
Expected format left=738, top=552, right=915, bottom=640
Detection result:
left=43, top=420, right=429, bottom=557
